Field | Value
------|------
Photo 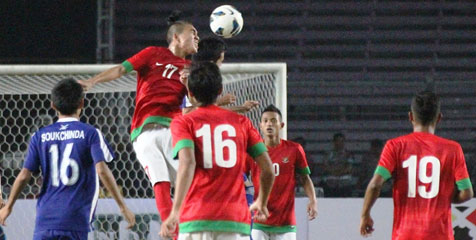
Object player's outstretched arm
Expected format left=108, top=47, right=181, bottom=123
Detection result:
left=78, top=65, right=127, bottom=91
left=0, top=181, right=4, bottom=209
left=250, top=152, right=275, bottom=222
left=160, top=148, right=196, bottom=238
left=299, top=175, right=318, bottom=220
left=96, top=161, right=135, bottom=229
left=224, top=100, right=259, bottom=113
left=452, top=187, right=474, bottom=204
left=0, top=168, right=32, bottom=226
left=360, top=174, right=384, bottom=237
left=216, top=93, right=236, bottom=106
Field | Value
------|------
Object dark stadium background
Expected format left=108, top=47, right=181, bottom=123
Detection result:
left=2, top=0, right=476, bottom=198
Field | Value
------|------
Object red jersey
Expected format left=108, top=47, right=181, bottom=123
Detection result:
left=122, top=47, right=190, bottom=141
left=247, top=139, right=310, bottom=233
left=170, top=105, right=267, bottom=235
left=375, top=132, right=472, bottom=240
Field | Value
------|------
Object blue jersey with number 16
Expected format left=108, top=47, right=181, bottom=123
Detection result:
left=23, top=118, right=114, bottom=233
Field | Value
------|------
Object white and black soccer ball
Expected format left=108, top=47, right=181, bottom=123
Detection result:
left=209, top=5, right=243, bottom=38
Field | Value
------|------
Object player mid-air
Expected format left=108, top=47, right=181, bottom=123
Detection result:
left=0, top=78, right=135, bottom=239
left=181, top=36, right=259, bottom=114
left=160, top=62, right=275, bottom=240
left=247, top=105, right=318, bottom=240
left=78, top=11, right=199, bottom=227
left=360, top=91, right=473, bottom=240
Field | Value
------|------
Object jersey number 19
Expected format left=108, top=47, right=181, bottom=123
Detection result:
left=402, top=155, right=440, bottom=199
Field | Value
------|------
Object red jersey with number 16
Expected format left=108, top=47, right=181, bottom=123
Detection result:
left=375, top=132, right=472, bottom=240
left=122, top=46, right=190, bottom=141
left=170, top=105, right=267, bottom=235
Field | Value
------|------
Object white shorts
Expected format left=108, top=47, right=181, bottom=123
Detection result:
left=251, top=230, right=296, bottom=240
left=132, top=126, right=178, bottom=186
left=178, top=232, right=249, bottom=240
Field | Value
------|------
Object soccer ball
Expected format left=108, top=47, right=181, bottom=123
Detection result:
left=209, top=5, right=243, bottom=38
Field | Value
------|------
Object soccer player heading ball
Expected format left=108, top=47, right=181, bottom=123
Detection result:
left=78, top=10, right=199, bottom=229
left=0, top=78, right=135, bottom=239
left=160, top=62, right=275, bottom=240
left=360, top=91, right=473, bottom=239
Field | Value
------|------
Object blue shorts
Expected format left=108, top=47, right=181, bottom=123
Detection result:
left=33, top=230, right=87, bottom=240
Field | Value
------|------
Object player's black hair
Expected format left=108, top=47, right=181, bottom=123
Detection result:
left=261, top=104, right=282, bottom=120
left=188, top=62, right=222, bottom=106
left=166, top=10, right=193, bottom=44
left=411, top=91, right=440, bottom=126
left=333, top=133, right=345, bottom=141
left=51, top=78, right=84, bottom=115
left=192, top=37, right=227, bottom=63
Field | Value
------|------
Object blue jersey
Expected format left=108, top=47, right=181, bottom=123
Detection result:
left=23, top=118, right=114, bottom=233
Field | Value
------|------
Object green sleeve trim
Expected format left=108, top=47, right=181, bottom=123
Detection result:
left=172, top=139, right=194, bottom=159
left=130, top=116, right=172, bottom=142
left=456, top=178, right=472, bottom=191
left=247, top=142, right=267, bottom=158
left=179, top=220, right=250, bottom=235
left=122, top=60, right=134, bottom=73
left=252, top=223, right=296, bottom=233
left=296, top=166, right=311, bottom=175
left=374, top=166, right=392, bottom=181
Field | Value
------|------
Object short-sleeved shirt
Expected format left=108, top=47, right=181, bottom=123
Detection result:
left=247, top=139, right=310, bottom=233
left=24, top=118, right=114, bottom=233
left=171, top=105, right=267, bottom=235
left=122, top=46, right=190, bottom=141
left=375, top=132, right=472, bottom=240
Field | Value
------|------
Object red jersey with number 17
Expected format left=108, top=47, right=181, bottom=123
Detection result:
left=122, top=47, right=190, bottom=141
left=247, top=139, right=310, bottom=233
left=375, top=132, right=472, bottom=240
left=170, top=105, right=267, bottom=235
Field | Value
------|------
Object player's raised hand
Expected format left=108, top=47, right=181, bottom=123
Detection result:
left=360, top=214, right=374, bottom=237
left=241, top=100, right=259, bottom=112
left=307, top=200, right=318, bottom=220
left=77, top=79, right=95, bottom=92
left=217, top=93, right=236, bottom=106
left=120, top=207, right=136, bottom=229
left=249, top=201, right=269, bottom=222
left=0, top=198, right=5, bottom=210
left=159, top=212, right=179, bottom=238
left=179, top=67, right=190, bottom=87
left=0, top=206, right=11, bottom=226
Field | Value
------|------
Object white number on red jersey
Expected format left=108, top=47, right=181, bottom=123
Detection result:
left=50, top=143, right=80, bottom=187
left=162, top=64, right=179, bottom=79
left=196, top=124, right=237, bottom=168
left=273, top=163, right=280, bottom=176
left=402, top=155, right=440, bottom=199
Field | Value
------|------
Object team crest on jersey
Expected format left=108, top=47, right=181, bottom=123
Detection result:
left=59, top=124, right=69, bottom=130
left=282, top=157, right=289, bottom=163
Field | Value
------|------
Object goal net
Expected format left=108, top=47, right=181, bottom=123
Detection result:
left=0, top=63, right=286, bottom=239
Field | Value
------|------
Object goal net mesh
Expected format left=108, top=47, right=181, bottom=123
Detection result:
left=0, top=63, right=285, bottom=239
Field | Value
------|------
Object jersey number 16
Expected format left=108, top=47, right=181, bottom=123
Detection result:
left=50, top=143, right=80, bottom=187
left=196, top=124, right=237, bottom=169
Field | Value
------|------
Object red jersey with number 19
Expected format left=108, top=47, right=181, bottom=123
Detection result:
left=375, top=132, right=472, bottom=240
left=247, top=139, right=310, bottom=233
left=122, top=47, right=190, bottom=141
left=170, top=105, right=267, bottom=235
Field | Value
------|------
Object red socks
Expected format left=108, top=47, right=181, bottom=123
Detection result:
left=153, top=182, right=178, bottom=239
left=154, top=182, right=172, bottom=221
